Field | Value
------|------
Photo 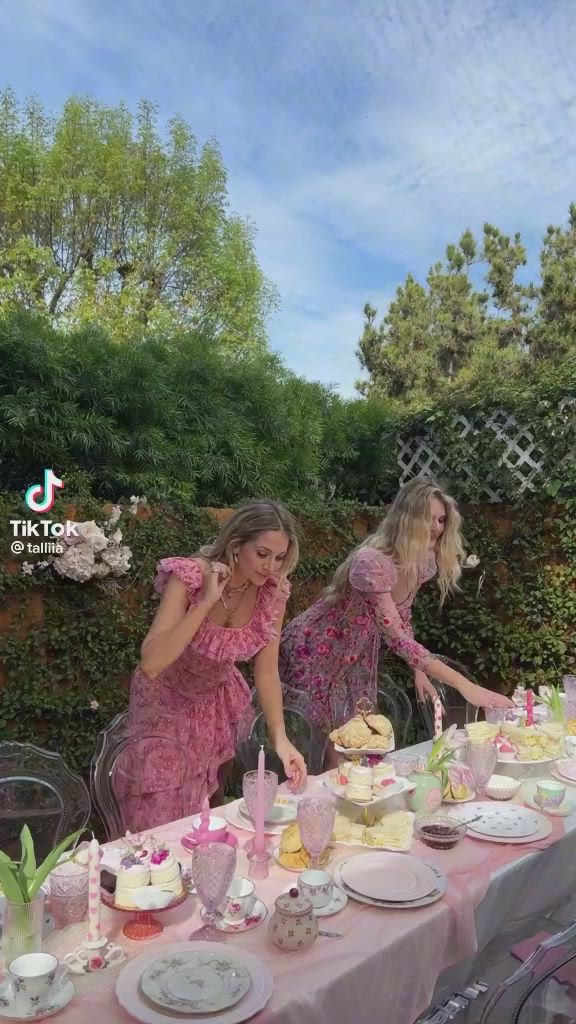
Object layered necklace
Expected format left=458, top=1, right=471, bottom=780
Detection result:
left=219, top=579, right=252, bottom=628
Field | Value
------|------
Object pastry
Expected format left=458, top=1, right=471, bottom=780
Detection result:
left=115, top=854, right=149, bottom=908
left=365, top=714, right=393, bottom=738
left=363, top=811, right=414, bottom=849
left=278, top=822, right=329, bottom=869
left=280, top=822, right=302, bottom=854
left=332, top=814, right=365, bottom=844
left=148, top=843, right=183, bottom=898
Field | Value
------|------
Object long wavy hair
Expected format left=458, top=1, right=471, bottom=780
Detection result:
left=324, top=478, right=465, bottom=607
left=198, top=498, right=300, bottom=578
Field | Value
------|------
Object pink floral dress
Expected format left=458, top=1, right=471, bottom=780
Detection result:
left=118, top=557, right=290, bottom=830
left=279, top=548, right=436, bottom=730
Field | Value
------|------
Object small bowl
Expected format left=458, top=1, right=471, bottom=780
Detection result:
left=131, top=887, right=175, bottom=910
left=188, top=814, right=227, bottom=841
left=415, top=813, right=467, bottom=850
left=485, top=774, right=521, bottom=800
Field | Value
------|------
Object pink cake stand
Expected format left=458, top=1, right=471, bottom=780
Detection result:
left=100, top=888, right=188, bottom=940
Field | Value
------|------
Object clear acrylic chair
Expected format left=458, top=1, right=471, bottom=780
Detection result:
left=418, top=655, right=480, bottom=737
left=0, top=742, right=90, bottom=861
left=236, top=698, right=327, bottom=778
left=472, top=919, right=576, bottom=1023
left=90, top=711, right=195, bottom=840
left=377, top=672, right=413, bottom=748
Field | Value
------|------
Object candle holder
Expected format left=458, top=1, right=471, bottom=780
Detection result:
left=246, top=845, right=271, bottom=880
left=63, top=935, right=126, bottom=974
left=100, top=888, right=188, bottom=940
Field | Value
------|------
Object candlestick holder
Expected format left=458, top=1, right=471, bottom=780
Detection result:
left=246, top=845, right=271, bottom=880
left=63, top=934, right=126, bottom=974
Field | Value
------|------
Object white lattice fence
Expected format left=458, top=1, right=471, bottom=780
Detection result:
left=397, top=407, right=554, bottom=502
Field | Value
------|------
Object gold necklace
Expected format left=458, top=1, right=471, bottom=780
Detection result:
left=219, top=582, right=251, bottom=627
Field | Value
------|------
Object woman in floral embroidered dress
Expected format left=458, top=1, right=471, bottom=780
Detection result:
left=280, top=479, right=514, bottom=736
left=119, top=499, right=307, bottom=830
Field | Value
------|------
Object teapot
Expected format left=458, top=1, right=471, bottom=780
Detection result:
left=268, top=888, right=318, bottom=951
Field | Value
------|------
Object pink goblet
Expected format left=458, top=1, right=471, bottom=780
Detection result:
left=297, top=797, right=335, bottom=870
left=189, top=842, right=237, bottom=943
left=466, top=741, right=498, bottom=799
left=242, top=769, right=278, bottom=820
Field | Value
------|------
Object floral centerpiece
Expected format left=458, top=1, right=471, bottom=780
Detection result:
left=426, top=725, right=474, bottom=800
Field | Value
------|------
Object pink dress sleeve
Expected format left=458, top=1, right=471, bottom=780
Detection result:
left=154, top=557, right=204, bottom=599
left=349, top=549, right=434, bottom=672
left=255, top=578, right=291, bottom=643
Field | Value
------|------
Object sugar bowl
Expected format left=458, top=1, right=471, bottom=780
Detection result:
left=268, top=888, right=318, bottom=951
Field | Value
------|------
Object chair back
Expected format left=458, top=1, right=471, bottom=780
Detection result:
left=236, top=699, right=327, bottom=777
left=376, top=674, right=413, bottom=748
left=90, top=711, right=194, bottom=840
left=473, top=918, right=576, bottom=1023
left=0, top=742, right=90, bottom=861
left=418, top=656, right=479, bottom=737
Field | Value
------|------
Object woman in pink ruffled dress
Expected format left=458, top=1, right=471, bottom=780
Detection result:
left=120, top=499, right=307, bottom=829
left=280, top=479, right=514, bottom=736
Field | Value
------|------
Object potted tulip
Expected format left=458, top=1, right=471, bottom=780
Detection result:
left=0, top=825, right=85, bottom=958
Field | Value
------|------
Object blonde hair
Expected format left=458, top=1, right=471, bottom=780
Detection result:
left=324, top=478, right=465, bottom=607
left=198, top=498, right=300, bottom=578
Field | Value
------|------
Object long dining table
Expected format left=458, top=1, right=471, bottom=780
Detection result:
left=42, top=743, right=576, bottom=1024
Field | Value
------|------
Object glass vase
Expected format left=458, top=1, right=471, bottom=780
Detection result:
left=1, top=894, right=45, bottom=960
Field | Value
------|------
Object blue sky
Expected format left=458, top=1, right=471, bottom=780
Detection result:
left=1, top=0, right=576, bottom=395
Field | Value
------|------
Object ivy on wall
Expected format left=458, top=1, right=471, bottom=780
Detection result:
left=1, top=490, right=575, bottom=786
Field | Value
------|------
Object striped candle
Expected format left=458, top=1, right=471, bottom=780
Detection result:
left=433, top=697, right=443, bottom=739
left=87, top=835, right=101, bottom=944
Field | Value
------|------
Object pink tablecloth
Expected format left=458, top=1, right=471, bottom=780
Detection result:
left=41, top=776, right=566, bottom=1024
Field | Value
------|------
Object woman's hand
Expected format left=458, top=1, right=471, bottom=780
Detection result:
left=459, top=679, right=515, bottom=710
left=275, top=736, right=307, bottom=792
left=201, top=561, right=231, bottom=607
left=414, top=669, right=443, bottom=711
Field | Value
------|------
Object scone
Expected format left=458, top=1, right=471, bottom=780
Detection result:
left=279, top=822, right=301, bottom=854
left=365, top=714, right=393, bottom=739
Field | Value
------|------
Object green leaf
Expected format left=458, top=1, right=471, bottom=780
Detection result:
left=28, top=827, right=86, bottom=900
left=0, top=861, right=26, bottom=903
left=20, top=825, right=37, bottom=882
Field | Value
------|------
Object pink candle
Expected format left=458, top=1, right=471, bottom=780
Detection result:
left=87, top=835, right=101, bottom=944
left=197, top=797, right=211, bottom=844
left=433, top=697, right=443, bottom=739
left=254, top=745, right=266, bottom=855
left=526, top=688, right=534, bottom=727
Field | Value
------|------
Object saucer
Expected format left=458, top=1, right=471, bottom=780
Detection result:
left=201, top=898, right=268, bottom=932
left=521, top=780, right=576, bottom=817
left=0, top=981, right=75, bottom=1020
left=282, top=884, right=348, bottom=916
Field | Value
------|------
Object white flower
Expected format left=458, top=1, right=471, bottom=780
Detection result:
left=108, top=505, right=122, bottom=526
left=21, top=561, right=34, bottom=576
left=92, top=562, right=111, bottom=578
left=89, top=700, right=99, bottom=711
left=464, top=554, right=480, bottom=569
left=129, top=495, right=139, bottom=504
left=76, top=521, right=108, bottom=552
left=37, top=561, right=51, bottom=569
left=53, top=542, right=96, bottom=582
left=101, top=543, right=132, bottom=576
left=111, top=529, right=123, bottom=544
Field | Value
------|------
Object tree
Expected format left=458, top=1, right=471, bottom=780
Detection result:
left=358, top=213, right=575, bottom=407
left=0, top=89, right=275, bottom=349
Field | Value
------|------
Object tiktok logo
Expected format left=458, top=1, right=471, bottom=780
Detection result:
left=25, top=469, right=64, bottom=513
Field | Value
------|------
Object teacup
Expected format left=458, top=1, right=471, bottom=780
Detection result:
left=298, top=869, right=333, bottom=909
left=565, top=736, right=576, bottom=758
left=5, top=953, right=67, bottom=1015
left=534, top=780, right=566, bottom=811
left=220, top=878, right=255, bottom=921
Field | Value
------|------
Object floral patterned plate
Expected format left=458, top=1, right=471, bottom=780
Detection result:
left=141, top=951, right=251, bottom=1014
left=0, top=981, right=75, bottom=1020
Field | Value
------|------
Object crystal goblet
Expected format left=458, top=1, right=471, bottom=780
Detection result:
left=297, top=797, right=335, bottom=870
left=189, top=842, right=237, bottom=943
left=466, top=741, right=498, bottom=799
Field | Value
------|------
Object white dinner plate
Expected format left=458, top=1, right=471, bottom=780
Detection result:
left=116, top=941, right=273, bottom=1024
left=334, top=860, right=447, bottom=909
left=238, top=797, right=297, bottom=825
left=554, top=759, right=576, bottom=782
left=455, top=802, right=542, bottom=838
left=497, top=753, right=560, bottom=766
left=447, top=807, right=552, bottom=845
left=225, top=800, right=295, bottom=836
left=339, top=852, right=438, bottom=902
left=141, top=951, right=251, bottom=1014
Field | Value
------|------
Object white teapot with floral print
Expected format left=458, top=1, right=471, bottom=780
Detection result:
left=268, top=888, right=318, bottom=951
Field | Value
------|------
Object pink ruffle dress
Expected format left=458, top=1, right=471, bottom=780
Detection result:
left=279, top=547, right=436, bottom=730
left=118, top=557, right=290, bottom=830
